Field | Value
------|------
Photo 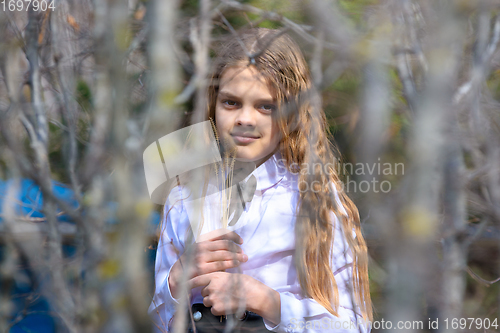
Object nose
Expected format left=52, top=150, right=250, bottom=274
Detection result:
left=234, top=105, right=256, bottom=127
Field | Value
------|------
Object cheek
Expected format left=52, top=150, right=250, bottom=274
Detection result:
left=268, top=121, right=281, bottom=145
left=214, top=105, right=228, bottom=134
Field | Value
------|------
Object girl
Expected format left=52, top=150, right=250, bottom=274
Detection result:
left=149, top=28, right=373, bottom=333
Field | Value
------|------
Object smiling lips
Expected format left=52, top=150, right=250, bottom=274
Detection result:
left=231, top=133, right=260, bottom=145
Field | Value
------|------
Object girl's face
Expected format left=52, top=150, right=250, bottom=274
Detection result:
left=215, top=66, right=281, bottom=167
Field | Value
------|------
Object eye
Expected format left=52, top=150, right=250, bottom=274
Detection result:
left=259, top=104, right=276, bottom=113
left=222, top=99, right=240, bottom=108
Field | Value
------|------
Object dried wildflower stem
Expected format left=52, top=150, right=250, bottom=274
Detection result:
left=209, top=118, right=238, bottom=229
left=222, top=148, right=237, bottom=229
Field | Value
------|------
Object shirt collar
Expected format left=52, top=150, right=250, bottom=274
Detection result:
left=242, top=151, right=286, bottom=192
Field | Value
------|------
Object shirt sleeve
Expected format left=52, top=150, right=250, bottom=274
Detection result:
left=262, top=211, right=370, bottom=333
left=148, top=187, right=191, bottom=333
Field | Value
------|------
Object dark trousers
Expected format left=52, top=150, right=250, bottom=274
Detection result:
left=187, top=304, right=273, bottom=333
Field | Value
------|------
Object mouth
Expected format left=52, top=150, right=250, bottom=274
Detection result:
left=230, top=133, right=260, bottom=145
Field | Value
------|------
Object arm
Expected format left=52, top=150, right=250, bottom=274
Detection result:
left=253, top=212, right=369, bottom=333
left=149, top=200, right=189, bottom=333
left=261, top=267, right=368, bottom=333
left=246, top=279, right=281, bottom=326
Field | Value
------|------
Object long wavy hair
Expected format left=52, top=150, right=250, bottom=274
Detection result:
left=206, top=28, right=372, bottom=322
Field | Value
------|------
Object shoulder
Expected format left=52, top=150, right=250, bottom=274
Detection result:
left=161, top=184, right=194, bottom=231
left=157, top=184, right=198, bottom=250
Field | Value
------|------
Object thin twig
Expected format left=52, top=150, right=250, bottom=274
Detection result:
left=466, top=266, right=500, bottom=287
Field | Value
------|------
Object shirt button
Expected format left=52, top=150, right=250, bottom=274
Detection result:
left=193, top=311, right=202, bottom=321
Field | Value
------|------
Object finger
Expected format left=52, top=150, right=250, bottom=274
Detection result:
left=191, top=260, right=233, bottom=278
left=189, top=273, right=214, bottom=290
left=203, top=250, right=248, bottom=263
left=205, top=230, right=244, bottom=245
left=192, top=251, right=246, bottom=275
left=199, top=259, right=242, bottom=275
left=210, top=304, right=224, bottom=316
left=201, top=285, right=209, bottom=298
left=186, top=242, right=244, bottom=269
left=203, top=296, right=212, bottom=308
left=203, top=240, right=244, bottom=253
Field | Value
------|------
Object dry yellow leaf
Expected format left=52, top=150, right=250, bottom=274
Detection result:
left=67, top=14, right=80, bottom=32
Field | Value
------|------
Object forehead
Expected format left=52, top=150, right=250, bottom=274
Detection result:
left=218, top=66, right=275, bottom=100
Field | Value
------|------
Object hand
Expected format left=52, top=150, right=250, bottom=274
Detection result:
left=168, top=230, right=248, bottom=298
left=190, top=272, right=281, bottom=326
left=190, top=272, right=254, bottom=317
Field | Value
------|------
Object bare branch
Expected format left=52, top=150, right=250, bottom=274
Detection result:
left=466, top=266, right=500, bottom=286
left=453, top=15, right=500, bottom=105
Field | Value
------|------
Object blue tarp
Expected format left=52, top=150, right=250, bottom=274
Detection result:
left=0, top=179, right=79, bottom=223
left=0, top=179, right=160, bottom=332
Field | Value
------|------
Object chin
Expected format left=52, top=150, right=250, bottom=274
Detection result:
left=235, top=152, right=274, bottom=166
left=231, top=146, right=276, bottom=165
left=234, top=155, right=258, bottom=163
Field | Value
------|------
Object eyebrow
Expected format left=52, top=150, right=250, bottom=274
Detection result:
left=218, top=91, right=276, bottom=104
